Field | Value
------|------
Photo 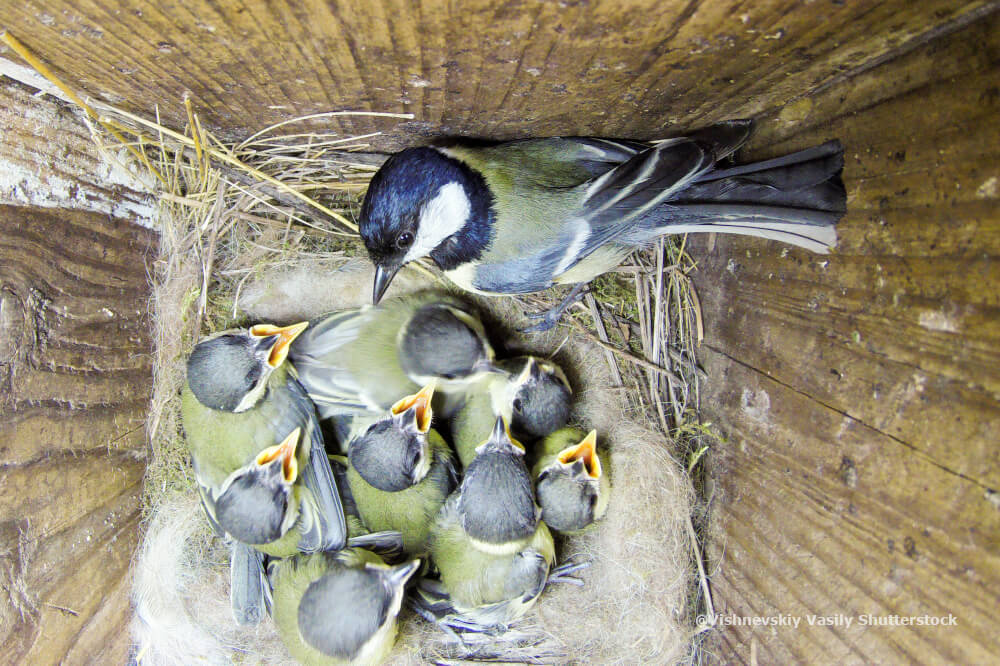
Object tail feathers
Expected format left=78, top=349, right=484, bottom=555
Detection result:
left=230, top=543, right=267, bottom=626
left=647, top=211, right=839, bottom=253
left=699, top=140, right=843, bottom=185
left=630, top=139, right=848, bottom=253
left=685, top=140, right=846, bottom=213
left=687, top=119, right=753, bottom=161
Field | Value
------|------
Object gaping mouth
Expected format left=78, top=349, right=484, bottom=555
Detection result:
left=557, top=429, right=601, bottom=479
left=256, top=427, right=301, bottom=483
left=391, top=383, right=435, bottom=432
left=250, top=321, right=309, bottom=368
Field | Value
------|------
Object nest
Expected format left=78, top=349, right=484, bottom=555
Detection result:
left=2, top=33, right=719, bottom=665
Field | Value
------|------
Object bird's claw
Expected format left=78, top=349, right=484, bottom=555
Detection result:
left=519, top=285, right=591, bottom=334
left=547, top=557, right=592, bottom=586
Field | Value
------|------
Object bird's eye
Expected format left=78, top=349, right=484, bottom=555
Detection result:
left=396, top=232, right=414, bottom=249
left=513, top=398, right=523, bottom=413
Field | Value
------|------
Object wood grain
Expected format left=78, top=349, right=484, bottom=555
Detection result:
left=692, top=10, right=1000, bottom=664
left=0, top=1, right=993, bottom=150
left=0, top=204, right=154, bottom=661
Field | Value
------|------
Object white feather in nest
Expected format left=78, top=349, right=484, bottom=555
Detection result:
left=130, top=492, right=291, bottom=664
left=133, top=257, right=696, bottom=665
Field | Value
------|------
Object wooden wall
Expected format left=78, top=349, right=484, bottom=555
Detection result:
left=0, top=80, right=155, bottom=663
left=692, top=9, right=1000, bottom=664
left=1, top=0, right=997, bottom=662
left=0, top=1, right=994, bottom=149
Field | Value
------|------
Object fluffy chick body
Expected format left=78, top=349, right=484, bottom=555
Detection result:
left=269, top=548, right=418, bottom=666
left=182, top=361, right=340, bottom=557
left=290, top=291, right=495, bottom=418
left=428, top=495, right=555, bottom=625
left=348, top=429, right=455, bottom=555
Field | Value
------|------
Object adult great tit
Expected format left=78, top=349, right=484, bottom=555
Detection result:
left=532, top=428, right=609, bottom=534
left=289, top=291, right=497, bottom=419
left=269, top=549, right=420, bottom=665
left=359, top=120, right=846, bottom=328
left=346, top=384, right=458, bottom=555
left=451, top=356, right=572, bottom=467
left=181, top=323, right=346, bottom=558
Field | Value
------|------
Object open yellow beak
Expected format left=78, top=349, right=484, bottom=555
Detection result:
left=391, top=383, right=435, bottom=433
left=256, top=427, right=301, bottom=483
left=250, top=321, right=309, bottom=368
left=557, top=429, right=601, bottom=479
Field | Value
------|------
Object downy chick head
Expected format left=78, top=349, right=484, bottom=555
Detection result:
left=398, top=302, right=495, bottom=385
left=360, top=147, right=491, bottom=303
left=349, top=384, right=435, bottom=492
left=215, top=427, right=302, bottom=544
left=186, top=322, right=309, bottom=412
left=459, top=417, right=539, bottom=549
left=536, top=429, right=607, bottom=532
left=296, top=557, right=420, bottom=663
left=497, top=356, right=573, bottom=441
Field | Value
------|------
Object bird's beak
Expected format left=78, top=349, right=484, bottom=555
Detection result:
left=250, top=321, right=309, bottom=368
left=479, top=415, right=525, bottom=454
left=385, top=559, right=421, bottom=588
left=373, top=264, right=400, bottom=304
left=391, top=383, right=435, bottom=433
left=557, top=429, right=601, bottom=479
left=256, top=427, right=301, bottom=483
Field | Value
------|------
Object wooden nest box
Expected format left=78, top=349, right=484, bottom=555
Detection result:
left=0, top=1, right=996, bottom=662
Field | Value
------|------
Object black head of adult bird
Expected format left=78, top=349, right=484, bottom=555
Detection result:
left=182, top=322, right=347, bottom=558
left=359, top=120, right=846, bottom=329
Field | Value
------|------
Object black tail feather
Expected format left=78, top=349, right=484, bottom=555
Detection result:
left=683, top=140, right=846, bottom=213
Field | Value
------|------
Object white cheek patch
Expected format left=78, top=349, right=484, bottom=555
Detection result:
left=405, top=182, right=471, bottom=263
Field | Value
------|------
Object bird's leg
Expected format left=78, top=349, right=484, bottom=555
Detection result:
left=546, top=558, right=592, bottom=586
left=521, top=283, right=589, bottom=333
left=409, top=599, right=469, bottom=644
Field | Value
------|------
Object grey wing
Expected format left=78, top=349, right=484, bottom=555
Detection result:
left=504, top=549, right=549, bottom=601
left=286, top=377, right=348, bottom=552
left=565, top=122, right=754, bottom=252
left=579, top=138, right=714, bottom=230
left=290, top=309, right=371, bottom=415
left=197, top=482, right=228, bottom=539
left=346, top=531, right=406, bottom=564
left=230, top=541, right=267, bottom=625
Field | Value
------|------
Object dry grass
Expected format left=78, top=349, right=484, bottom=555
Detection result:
left=4, top=33, right=720, bottom=665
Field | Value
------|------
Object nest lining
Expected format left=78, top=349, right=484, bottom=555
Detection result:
left=12, top=69, right=716, bottom=663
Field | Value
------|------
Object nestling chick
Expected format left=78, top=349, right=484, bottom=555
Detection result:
left=452, top=356, right=572, bottom=467
left=289, top=291, right=497, bottom=418
left=359, top=120, right=846, bottom=329
left=346, top=384, right=458, bottom=555
left=269, top=549, right=420, bottom=665
left=421, top=417, right=559, bottom=628
left=181, top=323, right=346, bottom=557
left=533, top=428, right=609, bottom=534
